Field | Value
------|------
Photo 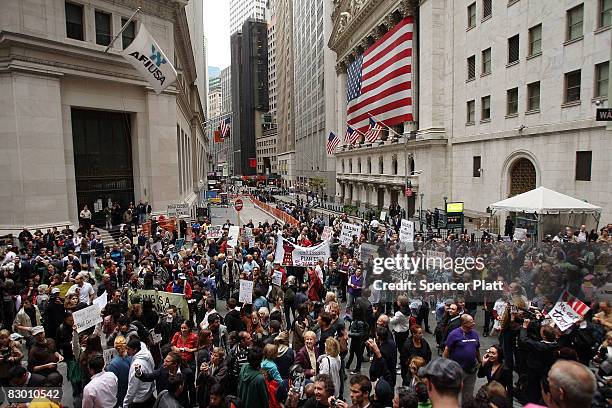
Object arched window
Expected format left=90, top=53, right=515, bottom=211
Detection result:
left=392, top=156, right=398, bottom=175
left=358, top=158, right=362, bottom=173
left=367, top=157, right=372, bottom=173
left=379, top=156, right=384, bottom=174
left=341, top=160, right=345, bottom=173
left=509, top=158, right=536, bottom=196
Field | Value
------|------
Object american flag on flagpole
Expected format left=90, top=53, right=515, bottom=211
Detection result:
left=326, top=132, right=340, bottom=155
left=346, top=16, right=414, bottom=133
left=220, top=116, right=231, bottom=138
left=363, top=117, right=384, bottom=143
left=344, top=126, right=362, bottom=145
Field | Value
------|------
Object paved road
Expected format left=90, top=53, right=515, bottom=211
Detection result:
left=209, top=196, right=279, bottom=227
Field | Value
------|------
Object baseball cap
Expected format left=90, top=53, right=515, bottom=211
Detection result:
left=31, top=326, right=45, bottom=336
left=9, top=333, right=23, bottom=341
left=178, top=273, right=186, bottom=280
left=51, top=288, right=61, bottom=294
left=418, top=358, right=463, bottom=389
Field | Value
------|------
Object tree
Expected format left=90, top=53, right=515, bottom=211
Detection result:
left=308, top=176, right=327, bottom=196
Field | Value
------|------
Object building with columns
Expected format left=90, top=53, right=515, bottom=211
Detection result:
left=0, top=0, right=208, bottom=232
left=330, top=0, right=611, bottom=223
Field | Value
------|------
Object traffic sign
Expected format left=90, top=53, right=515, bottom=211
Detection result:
left=234, top=199, right=244, bottom=212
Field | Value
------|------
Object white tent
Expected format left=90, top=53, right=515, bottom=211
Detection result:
left=489, top=187, right=602, bottom=240
left=489, top=187, right=602, bottom=214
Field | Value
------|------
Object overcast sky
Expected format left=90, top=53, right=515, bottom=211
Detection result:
left=204, top=0, right=230, bottom=69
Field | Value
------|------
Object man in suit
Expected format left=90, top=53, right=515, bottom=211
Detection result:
left=135, top=351, right=194, bottom=407
left=8, top=365, right=49, bottom=387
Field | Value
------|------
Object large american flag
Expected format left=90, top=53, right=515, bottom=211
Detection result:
left=220, top=116, right=231, bottom=138
left=346, top=16, right=414, bottom=133
left=326, top=132, right=340, bottom=155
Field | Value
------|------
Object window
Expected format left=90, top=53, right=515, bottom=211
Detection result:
left=481, top=95, right=491, bottom=120
left=349, top=159, right=353, bottom=173
left=467, top=55, right=476, bottom=80
left=595, top=62, right=609, bottom=98
left=527, top=81, right=541, bottom=111
left=122, top=18, right=136, bottom=49
left=575, top=151, right=592, bottom=181
left=473, top=156, right=481, bottom=177
left=65, top=2, right=84, bottom=40
left=358, top=158, right=362, bottom=173
left=508, top=34, right=519, bottom=64
left=528, top=24, right=542, bottom=56
left=507, top=88, right=518, bottom=115
left=567, top=4, right=584, bottom=41
left=482, top=0, right=492, bottom=19
left=565, top=70, right=581, bottom=103
left=379, top=157, right=384, bottom=174
left=95, top=10, right=111, bottom=46
left=600, top=0, right=612, bottom=28
left=468, top=3, right=476, bottom=29
left=392, top=158, right=398, bottom=175
left=482, top=48, right=491, bottom=75
left=367, top=157, right=372, bottom=173
left=467, top=100, right=475, bottom=124
left=341, top=160, right=345, bottom=173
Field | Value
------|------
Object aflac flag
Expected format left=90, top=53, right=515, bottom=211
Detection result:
left=122, top=24, right=177, bottom=94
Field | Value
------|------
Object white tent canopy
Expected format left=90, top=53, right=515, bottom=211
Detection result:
left=490, top=187, right=602, bottom=215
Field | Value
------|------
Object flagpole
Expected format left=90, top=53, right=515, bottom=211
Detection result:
left=104, top=7, right=141, bottom=53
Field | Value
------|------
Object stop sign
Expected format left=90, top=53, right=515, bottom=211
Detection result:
left=234, top=199, right=244, bottom=211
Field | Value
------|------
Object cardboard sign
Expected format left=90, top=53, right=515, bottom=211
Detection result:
left=93, top=291, right=108, bottom=311
left=399, top=219, right=414, bottom=243
left=321, top=226, right=333, bottom=241
left=272, top=271, right=283, bottom=286
left=129, top=289, right=189, bottom=320
left=228, top=226, right=240, bottom=247
left=103, top=348, right=118, bottom=365
left=549, top=302, right=581, bottom=331
left=168, top=203, right=189, bottom=217
left=239, top=279, right=254, bottom=304
left=244, top=228, right=255, bottom=248
left=513, top=228, right=527, bottom=241
left=73, top=304, right=102, bottom=333
left=379, top=211, right=387, bottom=221
left=340, top=223, right=362, bottom=246
left=207, top=226, right=223, bottom=239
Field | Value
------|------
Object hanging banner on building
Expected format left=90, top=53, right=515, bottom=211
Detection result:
left=128, top=289, right=189, bottom=320
left=399, top=219, right=414, bottom=243
left=321, top=226, right=333, bottom=241
left=121, top=24, right=177, bottom=94
left=274, top=233, right=331, bottom=266
left=340, top=222, right=362, bottom=246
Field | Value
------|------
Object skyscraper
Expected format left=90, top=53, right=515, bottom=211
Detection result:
left=229, top=0, right=267, bottom=35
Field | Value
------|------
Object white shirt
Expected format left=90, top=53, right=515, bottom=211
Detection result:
left=82, top=370, right=118, bottom=408
left=68, top=282, right=95, bottom=305
left=80, top=209, right=92, bottom=219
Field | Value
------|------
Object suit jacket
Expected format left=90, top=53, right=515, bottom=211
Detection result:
left=139, top=365, right=194, bottom=407
left=295, top=346, right=319, bottom=378
left=196, top=360, right=229, bottom=406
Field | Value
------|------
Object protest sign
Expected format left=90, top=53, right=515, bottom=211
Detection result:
left=272, top=271, right=283, bottom=286
left=207, top=226, right=222, bottom=239
left=274, top=237, right=330, bottom=266
left=73, top=304, right=102, bottom=333
left=399, top=219, right=414, bottom=243
left=129, top=289, right=189, bottom=320
left=379, top=211, right=387, bottom=221
left=340, top=223, right=362, bottom=246
left=103, top=348, right=118, bottom=365
left=321, top=226, right=333, bottom=241
left=244, top=227, right=255, bottom=248
left=175, top=238, right=185, bottom=250
left=93, top=291, right=108, bottom=311
left=513, top=228, right=527, bottom=241
left=151, top=241, right=162, bottom=254
left=228, top=226, right=240, bottom=247
left=239, top=279, right=254, bottom=304
left=549, top=302, right=582, bottom=331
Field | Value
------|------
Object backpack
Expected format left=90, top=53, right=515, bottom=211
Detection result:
left=132, top=320, right=152, bottom=345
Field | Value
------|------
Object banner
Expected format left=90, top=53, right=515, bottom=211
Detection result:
left=129, top=289, right=189, bottom=320
left=274, top=234, right=331, bottom=266
left=359, top=243, right=379, bottom=264
left=228, top=226, right=240, bottom=247
left=399, top=219, right=414, bottom=243
left=122, top=24, right=177, bottom=94
left=207, top=226, right=222, bottom=239
left=214, top=129, right=222, bottom=143
left=73, top=304, right=103, bottom=333
left=51, top=282, right=73, bottom=298
left=321, top=226, right=333, bottom=241
left=340, top=222, right=362, bottom=246
left=239, top=279, right=254, bottom=304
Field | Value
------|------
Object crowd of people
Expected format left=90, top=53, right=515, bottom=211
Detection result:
left=0, top=197, right=610, bottom=408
